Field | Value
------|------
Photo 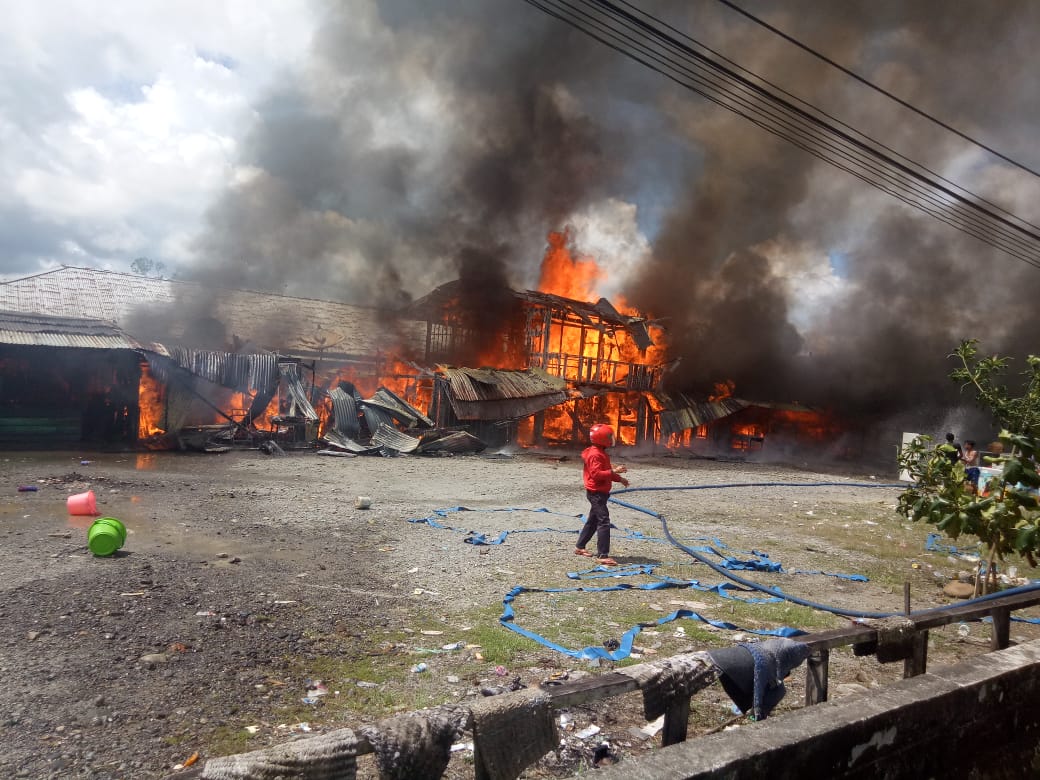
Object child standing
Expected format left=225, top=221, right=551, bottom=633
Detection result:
left=574, top=424, right=630, bottom=566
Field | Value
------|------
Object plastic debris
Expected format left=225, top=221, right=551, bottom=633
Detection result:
left=17, top=485, right=38, bottom=492
left=493, top=665, right=508, bottom=676
left=302, top=680, right=328, bottom=704
left=441, top=641, right=465, bottom=651
left=575, top=725, right=601, bottom=739
left=957, top=623, right=970, bottom=638
left=411, top=663, right=429, bottom=673
left=602, top=638, right=620, bottom=652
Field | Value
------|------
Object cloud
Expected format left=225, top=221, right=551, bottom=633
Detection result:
left=0, top=1, right=316, bottom=278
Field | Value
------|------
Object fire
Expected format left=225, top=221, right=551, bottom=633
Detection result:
left=538, top=228, right=605, bottom=301
left=709, top=380, right=735, bottom=402
left=138, top=362, right=166, bottom=437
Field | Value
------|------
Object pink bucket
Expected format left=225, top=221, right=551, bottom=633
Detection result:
left=67, top=490, right=98, bottom=516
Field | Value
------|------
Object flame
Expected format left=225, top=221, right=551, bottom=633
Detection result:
left=709, top=380, right=735, bottom=402
left=538, top=228, right=605, bottom=301
left=138, top=362, right=166, bottom=437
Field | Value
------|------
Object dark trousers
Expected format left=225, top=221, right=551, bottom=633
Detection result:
left=577, top=490, right=612, bottom=557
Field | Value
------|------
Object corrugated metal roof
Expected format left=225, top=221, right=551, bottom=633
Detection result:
left=439, top=367, right=569, bottom=420
left=417, top=430, right=487, bottom=454
left=440, top=366, right=567, bottom=401
left=370, top=422, right=420, bottom=453
left=0, top=309, right=146, bottom=351
left=0, top=267, right=425, bottom=358
left=654, top=392, right=749, bottom=436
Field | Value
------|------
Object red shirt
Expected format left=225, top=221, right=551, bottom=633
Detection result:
left=582, top=445, right=623, bottom=493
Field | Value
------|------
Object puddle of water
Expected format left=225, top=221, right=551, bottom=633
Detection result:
left=135, top=454, right=158, bottom=471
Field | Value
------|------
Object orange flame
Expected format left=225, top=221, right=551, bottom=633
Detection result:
left=708, top=380, right=735, bottom=402
left=138, top=363, right=166, bottom=437
left=538, top=228, right=605, bottom=301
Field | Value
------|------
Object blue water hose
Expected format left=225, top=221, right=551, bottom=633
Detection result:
left=610, top=483, right=1040, bottom=619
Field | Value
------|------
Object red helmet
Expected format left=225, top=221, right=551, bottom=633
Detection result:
left=589, top=424, right=615, bottom=447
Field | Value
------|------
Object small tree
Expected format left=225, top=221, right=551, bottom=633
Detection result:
left=130, top=257, right=167, bottom=278
left=897, top=340, right=1040, bottom=593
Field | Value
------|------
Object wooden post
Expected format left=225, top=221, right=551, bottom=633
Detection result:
left=991, top=607, right=1011, bottom=650
left=903, top=631, right=928, bottom=677
left=904, top=581, right=911, bottom=615
left=661, top=696, right=691, bottom=746
left=805, top=648, right=830, bottom=705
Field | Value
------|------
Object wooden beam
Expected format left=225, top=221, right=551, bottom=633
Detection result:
left=991, top=606, right=1011, bottom=650
left=805, top=648, right=830, bottom=705
left=662, top=696, right=691, bottom=746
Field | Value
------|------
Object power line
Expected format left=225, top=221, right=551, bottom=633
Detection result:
left=710, top=0, right=1040, bottom=181
left=519, top=0, right=1040, bottom=269
left=538, top=0, right=1040, bottom=264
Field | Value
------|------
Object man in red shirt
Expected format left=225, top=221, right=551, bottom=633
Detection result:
left=574, top=424, right=630, bottom=566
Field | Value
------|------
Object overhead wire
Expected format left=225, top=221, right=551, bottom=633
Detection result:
left=519, top=0, right=1040, bottom=269
left=710, top=0, right=1040, bottom=182
left=528, top=0, right=1040, bottom=267
left=609, top=0, right=1040, bottom=250
left=526, top=0, right=1040, bottom=265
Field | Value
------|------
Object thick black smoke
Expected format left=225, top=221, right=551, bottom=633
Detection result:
left=168, top=1, right=1040, bottom=429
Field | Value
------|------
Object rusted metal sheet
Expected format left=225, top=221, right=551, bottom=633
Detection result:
left=655, top=392, right=749, bottom=436
left=417, top=430, right=487, bottom=454
left=439, top=367, right=569, bottom=421
left=441, top=366, right=567, bottom=401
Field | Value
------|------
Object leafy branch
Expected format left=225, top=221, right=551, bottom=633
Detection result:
left=899, top=341, right=1040, bottom=593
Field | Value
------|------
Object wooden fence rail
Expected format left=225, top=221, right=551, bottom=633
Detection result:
left=177, top=587, right=1040, bottom=778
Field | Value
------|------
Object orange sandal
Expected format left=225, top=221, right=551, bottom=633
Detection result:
left=597, top=557, right=619, bottom=566
left=574, top=548, right=595, bottom=557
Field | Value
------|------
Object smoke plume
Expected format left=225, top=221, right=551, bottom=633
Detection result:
left=172, top=0, right=1040, bottom=429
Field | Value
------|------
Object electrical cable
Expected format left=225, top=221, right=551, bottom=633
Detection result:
left=520, top=0, right=1040, bottom=268
left=710, top=0, right=1040, bottom=182
left=531, top=0, right=1040, bottom=265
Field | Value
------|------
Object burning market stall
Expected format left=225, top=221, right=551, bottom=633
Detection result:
left=139, top=349, right=322, bottom=451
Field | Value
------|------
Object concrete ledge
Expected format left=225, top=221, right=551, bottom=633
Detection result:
left=595, top=639, right=1040, bottom=779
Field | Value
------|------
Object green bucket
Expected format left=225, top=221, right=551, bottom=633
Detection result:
left=88, top=517, right=127, bottom=556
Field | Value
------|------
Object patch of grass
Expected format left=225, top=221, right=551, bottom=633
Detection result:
left=465, top=622, right=532, bottom=665
left=206, top=724, right=255, bottom=757
left=718, top=599, right=843, bottom=632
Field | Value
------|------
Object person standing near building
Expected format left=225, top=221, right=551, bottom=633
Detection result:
left=939, top=432, right=963, bottom=465
left=574, top=424, right=630, bottom=567
left=962, top=440, right=981, bottom=493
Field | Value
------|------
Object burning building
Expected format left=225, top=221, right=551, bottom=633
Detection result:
left=401, top=279, right=665, bottom=448
left=0, top=260, right=838, bottom=458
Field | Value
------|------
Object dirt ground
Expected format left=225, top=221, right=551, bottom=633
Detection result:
left=2, top=447, right=1037, bottom=779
